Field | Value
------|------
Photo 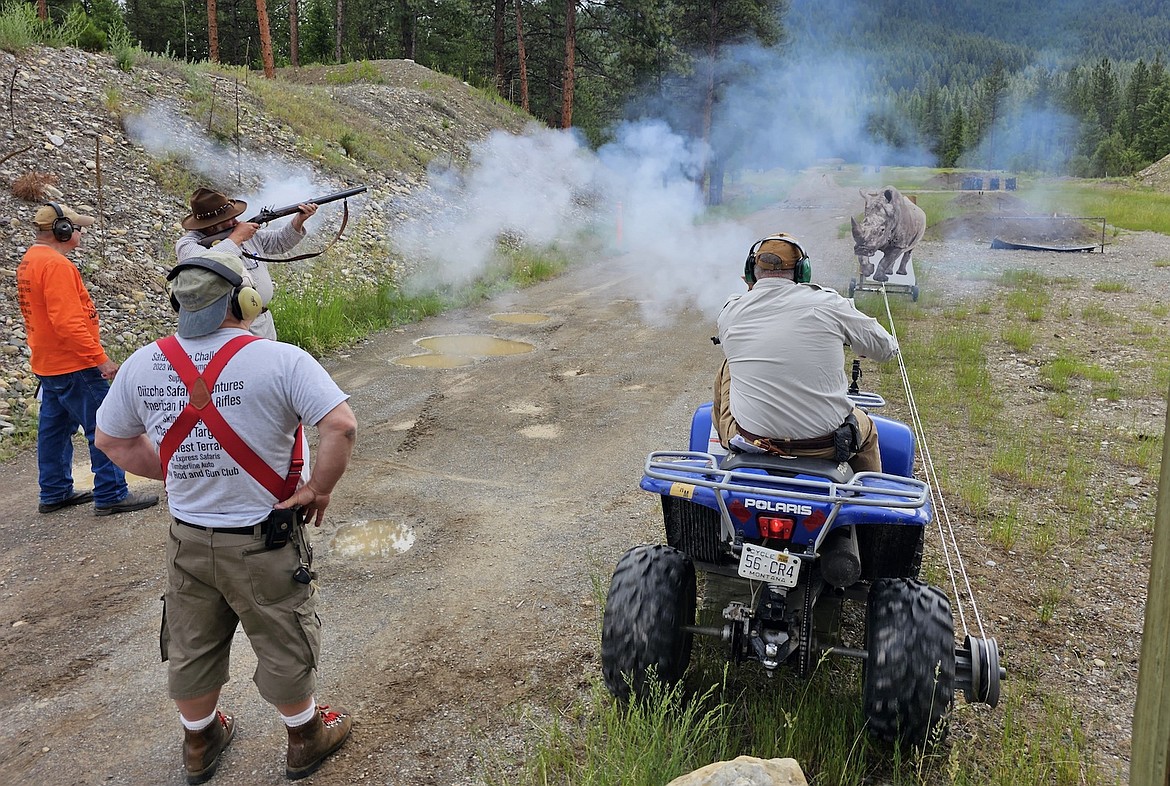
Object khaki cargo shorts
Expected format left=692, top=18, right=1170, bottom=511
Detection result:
left=161, top=519, right=321, bottom=706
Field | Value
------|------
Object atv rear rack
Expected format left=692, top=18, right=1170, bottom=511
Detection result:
left=643, top=450, right=930, bottom=548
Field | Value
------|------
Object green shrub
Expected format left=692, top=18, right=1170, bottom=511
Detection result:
left=76, top=21, right=105, bottom=52
left=0, top=1, right=88, bottom=51
left=0, top=1, right=43, bottom=51
left=108, top=24, right=138, bottom=72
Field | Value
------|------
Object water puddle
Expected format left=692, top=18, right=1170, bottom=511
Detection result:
left=72, top=463, right=152, bottom=485
left=489, top=312, right=550, bottom=325
left=391, top=334, right=535, bottom=368
left=417, top=335, right=535, bottom=356
left=330, top=519, right=416, bottom=557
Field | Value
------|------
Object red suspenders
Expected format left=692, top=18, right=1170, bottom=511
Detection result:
left=156, top=335, right=303, bottom=501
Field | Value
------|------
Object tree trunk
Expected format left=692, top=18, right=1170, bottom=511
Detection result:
left=700, top=0, right=717, bottom=199
left=256, top=0, right=275, bottom=78
left=514, top=0, right=529, bottom=112
left=560, top=0, right=575, bottom=128
left=36, top=0, right=46, bottom=20
left=334, top=0, right=343, bottom=63
left=289, top=0, right=299, bottom=67
left=493, top=0, right=506, bottom=96
left=207, top=0, right=219, bottom=62
left=398, top=0, right=415, bottom=60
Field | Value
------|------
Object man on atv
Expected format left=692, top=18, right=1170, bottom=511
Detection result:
left=713, top=233, right=899, bottom=473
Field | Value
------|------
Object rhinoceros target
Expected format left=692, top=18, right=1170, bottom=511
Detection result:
left=851, top=186, right=926, bottom=282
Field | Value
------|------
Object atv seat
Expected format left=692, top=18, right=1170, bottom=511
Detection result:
left=721, top=452, right=853, bottom=484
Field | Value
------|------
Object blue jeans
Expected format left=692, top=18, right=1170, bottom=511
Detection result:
left=36, top=368, right=128, bottom=507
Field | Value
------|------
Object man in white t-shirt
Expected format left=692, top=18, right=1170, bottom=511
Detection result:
left=95, top=251, right=357, bottom=783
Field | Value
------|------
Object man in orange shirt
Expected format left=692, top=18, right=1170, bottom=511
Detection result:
left=17, top=203, right=158, bottom=516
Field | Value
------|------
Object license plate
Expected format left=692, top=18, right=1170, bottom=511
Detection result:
left=738, top=543, right=801, bottom=588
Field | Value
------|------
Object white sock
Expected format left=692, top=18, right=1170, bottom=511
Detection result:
left=180, top=710, right=217, bottom=731
left=281, top=700, right=317, bottom=728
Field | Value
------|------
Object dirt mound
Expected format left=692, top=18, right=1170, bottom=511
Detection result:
left=1136, top=153, right=1170, bottom=190
left=927, top=191, right=1099, bottom=245
left=922, top=171, right=968, bottom=189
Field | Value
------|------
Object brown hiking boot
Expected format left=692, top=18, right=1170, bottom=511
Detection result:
left=285, top=704, right=352, bottom=780
left=183, top=710, right=235, bottom=785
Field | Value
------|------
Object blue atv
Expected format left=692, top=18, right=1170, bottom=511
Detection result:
left=601, top=365, right=1002, bottom=746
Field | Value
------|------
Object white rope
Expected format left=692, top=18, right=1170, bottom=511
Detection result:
left=875, top=283, right=987, bottom=640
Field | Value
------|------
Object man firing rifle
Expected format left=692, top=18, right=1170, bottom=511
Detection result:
left=175, top=186, right=365, bottom=340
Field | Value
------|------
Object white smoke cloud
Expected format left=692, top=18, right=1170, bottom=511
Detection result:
left=393, top=118, right=760, bottom=322
left=391, top=37, right=917, bottom=322
left=122, top=103, right=353, bottom=235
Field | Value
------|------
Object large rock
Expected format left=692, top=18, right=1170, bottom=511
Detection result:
left=665, top=756, right=808, bottom=786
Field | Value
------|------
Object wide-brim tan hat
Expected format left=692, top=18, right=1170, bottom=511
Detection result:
left=181, top=187, right=247, bottom=231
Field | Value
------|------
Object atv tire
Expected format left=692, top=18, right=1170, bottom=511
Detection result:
left=863, top=578, right=955, bottom=747
left=601, top=544, right=696, bottom=701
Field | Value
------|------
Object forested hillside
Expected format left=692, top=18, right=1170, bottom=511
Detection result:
left=19, top=0, right=1170, bottom=187
left=789, top=0, right=1170, bottom=177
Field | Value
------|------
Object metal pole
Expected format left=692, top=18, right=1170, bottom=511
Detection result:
left=1132, top=383, right=1170, bottom=785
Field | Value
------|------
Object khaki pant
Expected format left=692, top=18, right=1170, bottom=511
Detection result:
left=161, top=519, right=320, bottom=706
left=713, top=359, right=883, bottom=473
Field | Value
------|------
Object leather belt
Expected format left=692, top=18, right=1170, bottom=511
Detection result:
left=176, top=518, right=268, bottom=535
left=735, top=425, right=837, bottom=450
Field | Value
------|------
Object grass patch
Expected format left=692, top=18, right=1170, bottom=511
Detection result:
left=954, top=473, right=990, bottom=517
left=1041, top=355, right=1118, bottom=396
left=989, top=503, right=1020, bottom=549
left=272, top=245, right=568, bottom=355
left=1026, top=180, right=1170, bottom=234
left=0, top=401, right=37, bottom=461
left=999, top=269, right=1050, bottom=290
left=1004, top=290, right=1046, bottom=322
left=144, top=154, right=201, bottom=200
left=1092, top=280, right=1127, bottom=293
left=990, top=442, right=1043, bottom=487
left=251, top=73, right=430, bottom=175
left=324, top=59, right=384, bottom=84
left=1080, top=303, right=1120, bottom=326
left=912, top=191, right=966, bottom=227
left=1001, top=325, right=1035, bottom=352
left=505, top=637, right=1105, bottom=786
left=1045, top=392, right=1076, bottom=418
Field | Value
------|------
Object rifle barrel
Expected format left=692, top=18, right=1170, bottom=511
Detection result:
left=247, top=185, right=368, bottom=223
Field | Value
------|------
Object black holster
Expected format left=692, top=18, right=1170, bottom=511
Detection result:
left=264, top=507, right=302, bottom=550
left=833, top=412, right=863, bottom=462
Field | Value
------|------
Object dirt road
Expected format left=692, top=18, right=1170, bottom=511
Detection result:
left=1, top=171, right=1158, bottom=784
left=0, top=191, right=836, bottom=785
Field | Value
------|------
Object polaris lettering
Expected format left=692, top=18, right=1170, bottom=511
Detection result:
left=744, top=499, right=813, bottom=516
